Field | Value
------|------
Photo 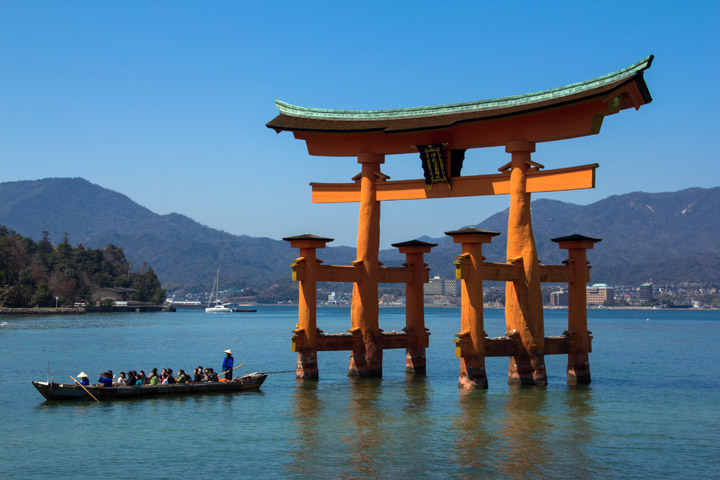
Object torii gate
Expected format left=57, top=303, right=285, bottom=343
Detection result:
left=268, top=56, right=653, bottom=387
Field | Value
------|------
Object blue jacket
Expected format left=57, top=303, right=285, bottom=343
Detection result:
left=79, top=377, right=89, bottom=386
left=98, top=376, right=113, bottom=387
left=222, top=355, right=234, bottom=373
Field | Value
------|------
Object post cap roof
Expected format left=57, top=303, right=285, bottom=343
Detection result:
left=391, top=239, right=438, bottom=248
left=282, top=234, right=334, bottom=243
left=551, top=234, right=602, bottom=243
left=444, top=227, right=501, bottom=237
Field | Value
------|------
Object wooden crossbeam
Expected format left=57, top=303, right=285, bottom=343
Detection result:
left=378, top=267, right=412, bottom=284
left=481, top=335, right=592, bottom=357
left=292, top=332, right=413, bottom=352
left=481, top=262, right=521, bottom=282
left=294, top=264, right=415, bottom=284
left=295, top=331, right=588, bottom=356
left=311, top=164, right=598, bottom=203
left=539, top=264, right=575, bottom=283
left=316, top=265, right=363, bottom=283
left=455, top=261, right=584, bottom=283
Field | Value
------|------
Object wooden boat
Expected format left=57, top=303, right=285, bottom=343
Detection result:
left=32, top=373, right=267, bottom=401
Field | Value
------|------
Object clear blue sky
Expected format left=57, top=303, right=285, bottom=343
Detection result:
left=1, top=1, right=718, bottom=248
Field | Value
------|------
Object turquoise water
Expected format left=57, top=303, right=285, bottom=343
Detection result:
left=1, top=307, right=718, bottom=479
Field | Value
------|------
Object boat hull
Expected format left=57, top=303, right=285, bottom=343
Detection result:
left=205, top=307, right=233, bottom=313
left=32, top=373, right=267, bottom=401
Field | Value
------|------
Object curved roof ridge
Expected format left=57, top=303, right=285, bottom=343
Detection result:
left=275, top=56, right=653, bottom=121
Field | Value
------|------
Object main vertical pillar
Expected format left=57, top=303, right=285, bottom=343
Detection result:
left=447, top=228, right=499, bottom=389
left=504, top=140, right=547, bottom=386
left=552, top=234, right=601, bottom=385
left=284, top=234, right=334, bottom=380
left=349, top=153, right=384, bottom=377
left=392, top=240, right=436, bottom=375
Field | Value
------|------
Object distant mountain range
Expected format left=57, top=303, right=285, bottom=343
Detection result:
left=0, top=178, right=355, bottom=290
left=0, top=178, right=718, bottom=288
left=414, top=187, right=720, bottom=285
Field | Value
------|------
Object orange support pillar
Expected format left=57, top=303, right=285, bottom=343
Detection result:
left=504, top=140, right=547, bottom=386
left=283, top=234, right=334, bottom=379
left=446, top=228, right=500, bottom=389
left=552, top=234, right=601, bottom=385
left=392, top=240, right=436, bottom=375
left=349, top=153, right=384, bottom=377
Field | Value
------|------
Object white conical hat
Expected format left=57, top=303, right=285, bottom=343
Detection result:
left=77, top=372, right=88, bottom=378
left=224, top=349, right=232, bottom=354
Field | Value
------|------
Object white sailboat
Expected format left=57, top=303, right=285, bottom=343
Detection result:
left=205, top=268, right=232, bottom=313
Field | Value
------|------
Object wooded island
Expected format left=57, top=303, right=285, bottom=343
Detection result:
left=0, top=226, right=165, bottom=308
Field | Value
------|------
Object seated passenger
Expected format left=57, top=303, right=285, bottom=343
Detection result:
left=148, top=372, right=159, bottom=385
left=194, top=366, right=204, bottom=382
left=206, top=368, right=219, bottom=382
left=116, top=372, right=128, bottom=386
left=176, top=369, right=189, bottom=383
left=98, top=371, right=113, bottom=387
left=77, top=372, right=90, bottom=386
left=166, top=369, right=177, bottom=384
left=126, top=371, right=137, bottom=385
left=136, top=371, right=146, bottom=385
left=160, top=373, right=169, bottom=384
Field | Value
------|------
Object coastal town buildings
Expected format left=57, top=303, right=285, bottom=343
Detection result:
left=550, top=289, right=569, bottom=306
left=423, top=276, right=459, bottom=297
left=586, top=283, right=615, bottom=306
left=640, top=282, right=654, bottom=303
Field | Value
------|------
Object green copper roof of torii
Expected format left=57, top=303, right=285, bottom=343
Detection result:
left=274, top=56, right=653, bottom=121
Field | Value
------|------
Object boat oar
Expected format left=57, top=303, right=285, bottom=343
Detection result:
left=219, top=363, right=244, bottom=377
left=69, top=376, right=100, bottom=403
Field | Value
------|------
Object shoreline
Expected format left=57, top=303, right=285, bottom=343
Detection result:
left=0, top=307, right=85, bottom=316
left=0, top=304, right=175, bottom=315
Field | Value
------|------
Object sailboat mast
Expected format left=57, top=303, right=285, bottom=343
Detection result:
left=208, top=268, right=220, bottom=306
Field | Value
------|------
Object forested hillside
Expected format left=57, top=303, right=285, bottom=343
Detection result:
left=0, top=227, right=165, bottom=307
left=0, top=178, right=356, bottom=290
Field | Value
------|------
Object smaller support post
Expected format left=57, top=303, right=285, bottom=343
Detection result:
left=391, top=240, right=437, bottom=376
left=283, top=234, right=334, bottom=380
left=446, top=228, right=501, bottom=389
left=552, top=234, right=601, bottom=385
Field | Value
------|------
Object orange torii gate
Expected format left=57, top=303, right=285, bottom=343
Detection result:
left=268, top=56, right=653, bottom=387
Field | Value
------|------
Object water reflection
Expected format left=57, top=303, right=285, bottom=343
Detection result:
left=399, top=376, right=438, bottom=477
left=403, top=375, right=430, bottom=414
left=343, top=378, right=384, bottom=478
left=491, top=387, right=597, bottom=480
left=288, top=380, right=322, bottom=478
left=452, top=389, right=493, bottom=478
left=287, top=377, right=437, bottom=478
left=562, top=386, right=596, bottom=479
left=497, top=388, right=552, bottom=478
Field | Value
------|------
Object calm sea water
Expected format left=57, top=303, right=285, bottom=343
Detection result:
left=0, top=306, right=718, bottom=479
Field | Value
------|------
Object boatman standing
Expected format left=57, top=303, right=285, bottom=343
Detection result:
left=222, top=349, right=234, bottom=380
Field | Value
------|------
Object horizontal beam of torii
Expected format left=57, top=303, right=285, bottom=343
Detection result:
left=310, top=163, right=597, bottom=203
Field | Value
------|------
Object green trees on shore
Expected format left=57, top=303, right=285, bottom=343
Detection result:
left=0, top=226, right=165, bottom=307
